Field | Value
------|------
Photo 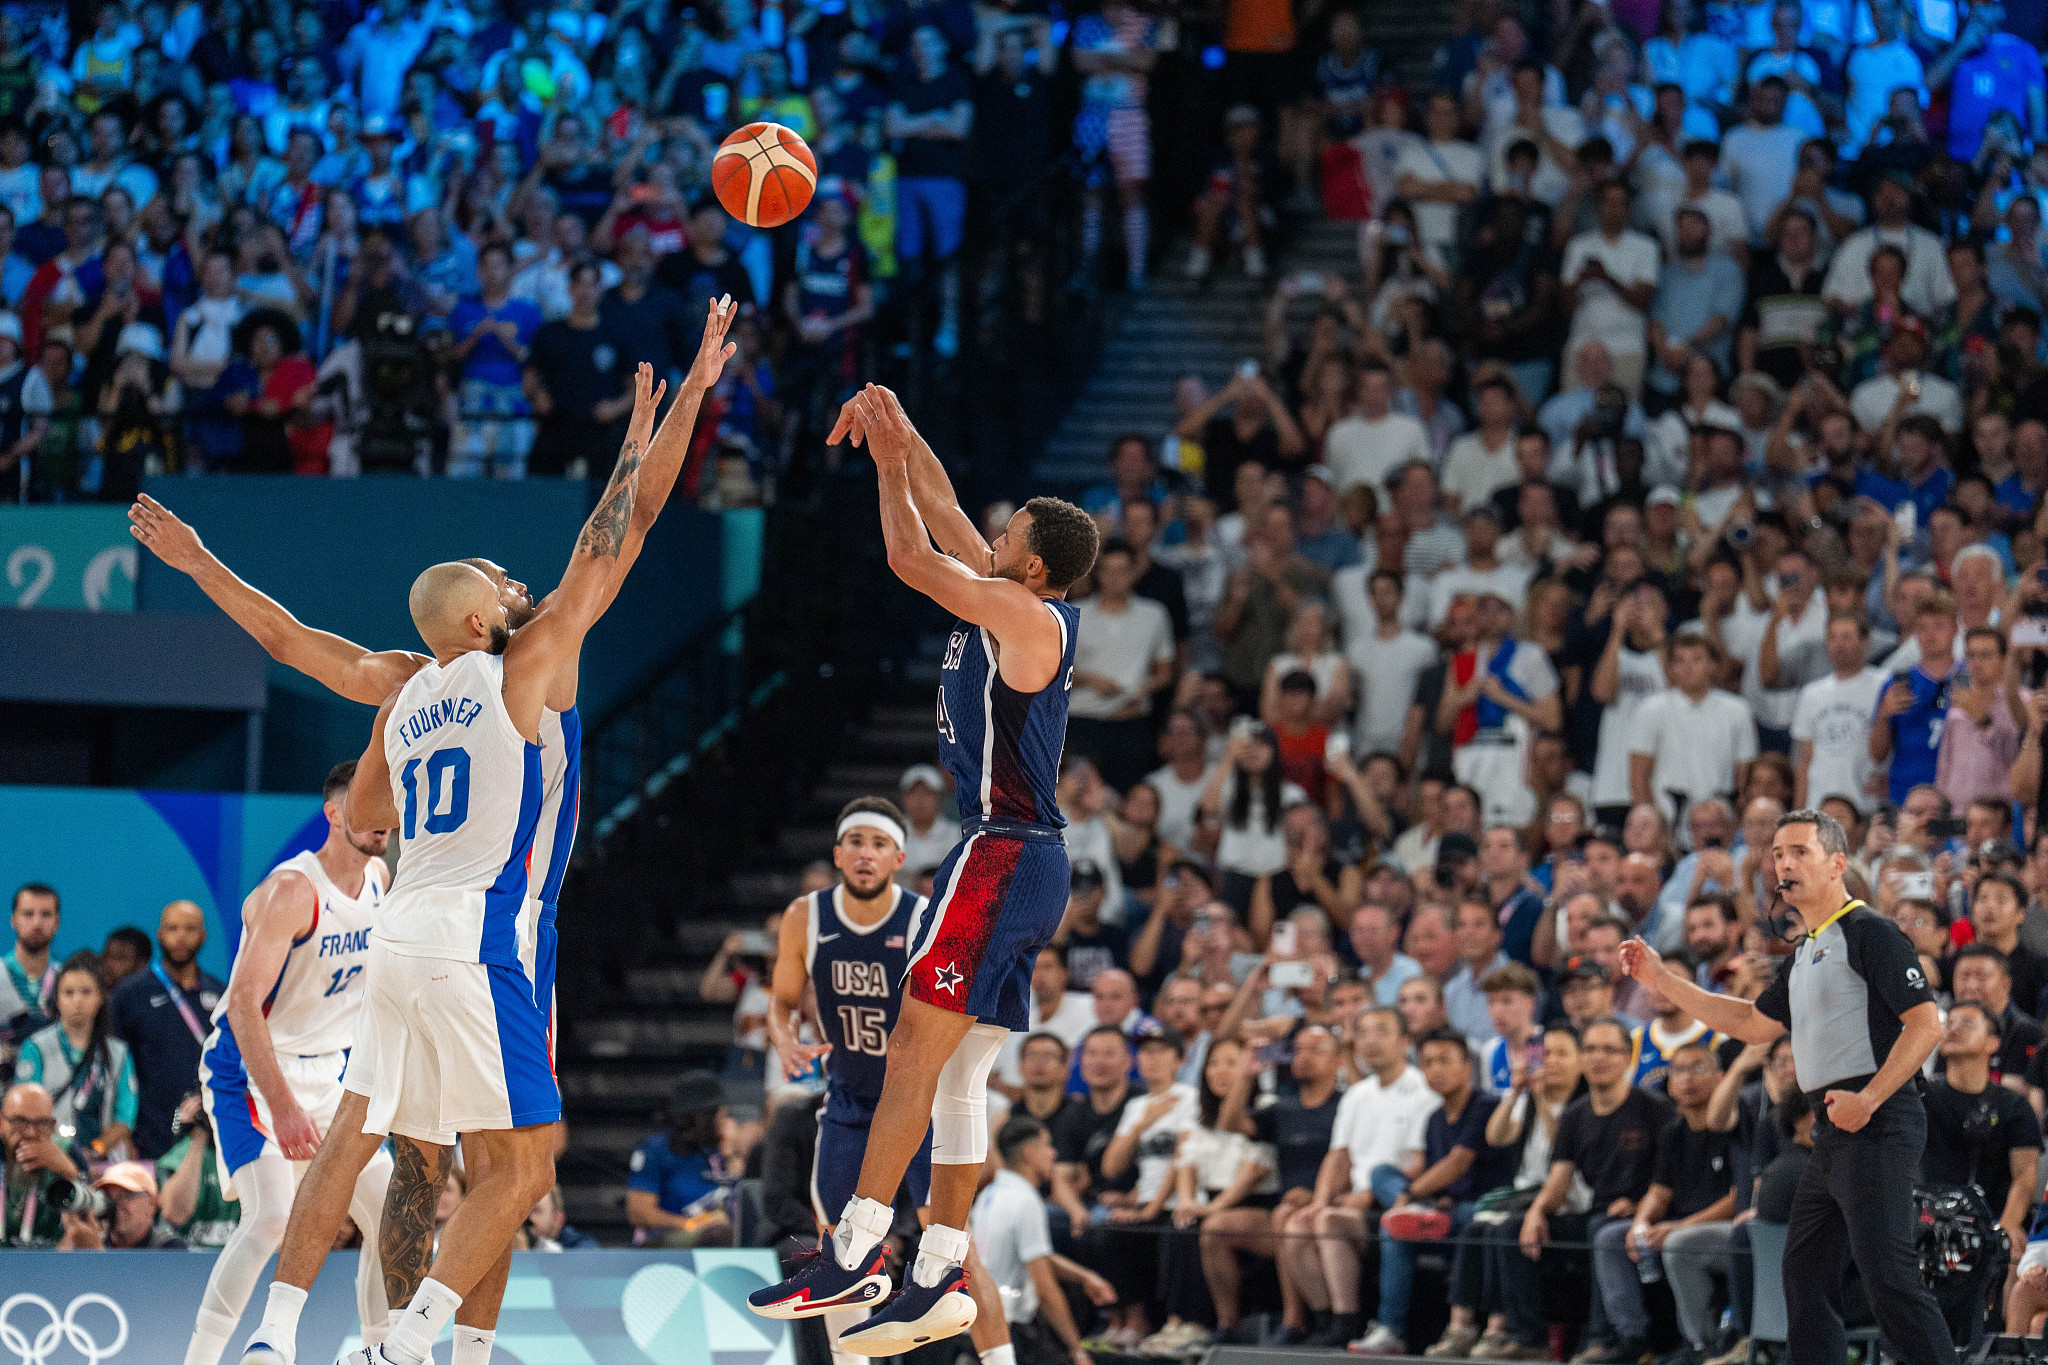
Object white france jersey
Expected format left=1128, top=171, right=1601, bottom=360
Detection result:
left=212, top=850, right=387, bottom=1056
left=379, top=649, right=544, bottom=967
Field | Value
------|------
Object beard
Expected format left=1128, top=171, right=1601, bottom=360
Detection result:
left=843, top=869, right=892, bottom=900
left=990, top=559, right=1028, bottom=586
left=347, top=827, right=389, bottom=858
left=488, top=624, right=509, bottom=655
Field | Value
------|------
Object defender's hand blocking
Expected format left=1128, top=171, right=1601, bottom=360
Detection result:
left=128, top=493, right=206, bottom=571
left=686, top=295, right=739, bottom=391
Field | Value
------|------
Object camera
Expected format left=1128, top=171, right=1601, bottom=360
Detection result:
left=59, top=1180, right=111, bottom=1222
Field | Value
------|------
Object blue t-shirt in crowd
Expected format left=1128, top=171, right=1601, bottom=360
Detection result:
left=449, top=295, right=543, bottom=387
left=627, top=1133, right=725, bottom=1216
left=1948, top=35, right=2046, bottom=161
left=1855, top=464, right=1954, bottom=531
left=1879, top=663, right=1956, bottom=803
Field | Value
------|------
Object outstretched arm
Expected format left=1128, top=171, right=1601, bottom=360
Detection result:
left=859, top=388, right=1063, bottom=690
left=832, top=385, right=991, bottom=569
left=503, top=365, right=665, bottom=737
left=596, top=296, right=738, bottom=616
left=128, top=494, right=427, bottom=705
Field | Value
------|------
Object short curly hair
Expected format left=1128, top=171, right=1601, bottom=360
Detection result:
left=1024, top=496, right=1100, bottom=591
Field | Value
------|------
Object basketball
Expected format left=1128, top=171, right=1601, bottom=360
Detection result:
left=712, top=122, right=819, bottom=229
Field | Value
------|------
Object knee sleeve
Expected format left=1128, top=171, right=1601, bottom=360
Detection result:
left=930, top=1023, right=1006, bottom=1165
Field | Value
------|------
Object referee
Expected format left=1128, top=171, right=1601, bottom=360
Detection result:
left=1618, top=808, right=1952, bottom=1365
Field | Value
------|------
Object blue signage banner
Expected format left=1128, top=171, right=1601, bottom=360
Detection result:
left=0, top=506, right=137, bottom=611
left=0, top=1248, right=794, bottom=1365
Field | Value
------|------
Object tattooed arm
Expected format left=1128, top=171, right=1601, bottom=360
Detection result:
left=379, top=1136, right=453, bottom=1314
left=501, top=363, right=663, bottom=740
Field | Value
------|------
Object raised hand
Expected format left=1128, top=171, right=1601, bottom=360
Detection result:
left=827, top=391, right=867, bottom=448
left=128, top=493, right=207, bottom=572
left=687, top=294, right=738, bottom=391
left=852, top=384, right=916, bottom=465
left=627, top=362, right=666, bottom=438
left=1617, top=936, right=1662, bottom=984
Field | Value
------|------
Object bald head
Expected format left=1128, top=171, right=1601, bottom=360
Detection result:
left=158, top=898, right=206, bottom=968
left=409, top=562, right=506, bottom=657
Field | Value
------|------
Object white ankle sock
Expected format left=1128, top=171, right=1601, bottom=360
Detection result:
left=383, top=1278, right=461, bottom=1365
left=253, top=1284, right=307, bottom=1358
left=980, top=1343, right=1017, bottom=1365
left=832, top=1196, right=895, bottom=1271
left=912, top=1223, right=970, bottom=1289
left=451, top=1326, right=496, bottom=1365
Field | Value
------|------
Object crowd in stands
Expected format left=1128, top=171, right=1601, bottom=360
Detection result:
left=1, top=883, right=586, bottom=1251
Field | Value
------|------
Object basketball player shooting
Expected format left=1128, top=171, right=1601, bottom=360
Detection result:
left=749, top=385, right=1099, bottom=1354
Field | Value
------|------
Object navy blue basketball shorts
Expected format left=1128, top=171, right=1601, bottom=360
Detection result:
left=812, top=1101, right=933, bottom=1227
left=906, top=833, right=1070, bottom=1033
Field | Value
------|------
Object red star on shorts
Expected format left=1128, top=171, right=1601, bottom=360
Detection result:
left=934, top=963, right=964, bottom=995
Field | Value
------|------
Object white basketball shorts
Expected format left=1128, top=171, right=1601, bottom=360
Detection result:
left=340, top=940, right=560, bottom=1146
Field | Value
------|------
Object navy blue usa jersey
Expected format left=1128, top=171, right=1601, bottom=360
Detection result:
left=809, top=883, right=925, bottom=1118
left=935, top=599, right=1079, bottom=829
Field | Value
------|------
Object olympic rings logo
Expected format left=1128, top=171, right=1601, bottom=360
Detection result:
left=0, top=1294, right=129, bottom=1365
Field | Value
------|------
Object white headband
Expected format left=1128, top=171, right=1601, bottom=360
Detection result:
left=838, top=812, right=907, bottom=849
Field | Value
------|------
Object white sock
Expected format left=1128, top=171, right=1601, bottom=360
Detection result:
left=184, top=1308, right=238, bottom=1365
left=383, top=1278, right=461, bottom=1365
left=451, top=1326, right=495, bottom=1365
left=362, top=1309, right=403, bottom=1347
left=981, top=1344, right=1017, bottom=1365
left=825, top=1304, right=872, bottom=1365
left=831, top=1196, right=895, bottom=1271
left=912, top=1223, right=971, bottom=1289
left=253, top=1283, right=307, bottom=1356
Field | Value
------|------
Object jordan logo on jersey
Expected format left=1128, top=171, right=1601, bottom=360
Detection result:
left=830, top=959, right=891, bottom=999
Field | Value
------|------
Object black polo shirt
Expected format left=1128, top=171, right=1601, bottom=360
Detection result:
left=1921, top=1078, right=2041, bottom=1212
left=1756, top=903, right=1935, bottom=1095
left=109, top=967, right=225, bottom=1158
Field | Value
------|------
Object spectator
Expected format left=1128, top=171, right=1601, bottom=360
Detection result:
left=3, top=882, right=60, bottom=1039
left=626, top=1072, right=735, bottom=1247
left=894, top=764, right=959, bottom=881
left=1, top=1081, right=87, bottom=1247
left=1936, top=627, right=2025, bottom=807
left=1070, top=538, right=1177, bottom=791
left=1871, top=591, right=1963, bottom=804
left=15, top=950, right=137, bottom=1160
left=156, top=1093, right=237, bottom=1248
left=1091, top=1030, right=1196, bottom=1343
left=1516, top=1015, right=1674, bottom=1362
left=1325, top=360, right=1432, bottom=501
left=523, top=259, right=631, bottom=478
left=107, top=899, right=220, bottom=1159
left=527, top=1185, right=599, bottom=1251
left=1645, top=208, right=1746, bottom=406
left=1444, top=899, right=1513, bottom=1041
left=1629, top=634, right=1759, bottom=823
left=1562, top=180, right=1660, bottom=399
left=975, top=1115, right=1112, bottom=1365
left=888, top=26, right=974, bottom=354
left=1822, top=172, right=1955, bottom=318
left=1921, top=1000, right=2039, bottom=1258
left=96, top=927, right=150, bottom=992
left=1295, top=1007, right=1438, bottom=1346
left=447, top=240, right=541, bottom=479
left=1213, top=1024, right=1343, bottom=1344
left=1050, top=1025, right=1135, bottom=1228
left=698, top=914, right=777, bottom=1084
left=1070, top=0, right=1159, bottom=293
left=1722, top=78, right=1809, bottom=244
left=1148, top=713, right=1219, bottom=851
left=1475, top=962, right=1544, bottom=1094
left=1054, top=868, right=1131, bottom=991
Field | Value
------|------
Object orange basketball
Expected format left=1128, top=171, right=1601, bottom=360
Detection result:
left=712, top=122, right=818, bottom=228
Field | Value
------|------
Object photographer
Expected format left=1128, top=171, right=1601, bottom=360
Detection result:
left=60, top=1161, right=187, bottom=1250
left=700, top=913, right=778, bottom=1085
left=2, top=1081, right=88, bottom=1248
left=157, top=1092, right=238, bottom=1247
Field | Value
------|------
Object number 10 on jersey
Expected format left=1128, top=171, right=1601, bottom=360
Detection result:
left=399, top=747, right=472, bottom=838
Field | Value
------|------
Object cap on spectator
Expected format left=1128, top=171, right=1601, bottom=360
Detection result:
left=1225, top=104, right=1261, bottom=127
left=1978, top=838, right=2024, bottom=867
left=1647, top=485, right=1682, bottom=509
left=1437, top=831, right=1479, bottom=865
left=94, top=1161, right=158, bottom=1198
left=1071, top=859, right=1106, bottom=891
left=1134, top=1022, right=1184, bottom=1054
left=670, top=1071, right=725, bottom=1115
left=116, top=322, right=165, bottom=362
left=899, top=763, right=945, bottom=793
left=1561, top=956, right=1612, bottom=985
left=0, top=312, right=21, bottom=345
left=361, top=114, right=400, bottom=141
left=1303, top=464, right=1338, bottom=490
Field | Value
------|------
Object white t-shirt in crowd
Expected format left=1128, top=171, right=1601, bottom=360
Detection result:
left=1592, top=642, right=1669, bottom=807
left=1791, top=666, right=1890, bottom=811
left=1397, top=138, right=1486, bottom=257
left=1850, top=371, right=1964, bottom=435
left=1629, top=686, right=1760, bottom=821
left=1348, top=628, right=1439, bottom=757
left=1721, top=120, right=1806, bottom=240
left=1324, top=411, right=1432, bottom=498
left=1330, top=1064, right=1440, bottom=1188
left=972, top=1167, right=1055, bottom=1323
left=1441, top=428, right=1521, bottom=511
left=1116, top=1082, right=1200, bottom=1202
left=1180, top=1126, right=1280, bottom=1199
left=1484, top=105, right=1585, bottom=205
left=1731, top=591, right=1829, bottom=731
left=1822, top=222, right=1955, bottom=318
left=1071, top=596, right=1175, bottom=720
left=1145, top=761, right=1215, bottom=849
left=1217, top=776, right=1310, bottom=878
left=898, top=817, right=959, bottom=883
left=1268, top=650, right=1346, bottom=702
left=1660, top=187, right=1749, bottom=257
left=1561, top=227, right=1661, bottom=354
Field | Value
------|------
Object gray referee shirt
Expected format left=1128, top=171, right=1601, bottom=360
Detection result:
left=1755, top=903, right=1936, bottom=1095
